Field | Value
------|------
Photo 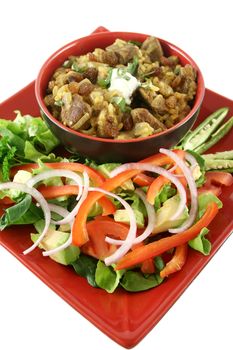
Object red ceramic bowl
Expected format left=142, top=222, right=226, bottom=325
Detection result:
left=35, top=31, right=205, bottom=162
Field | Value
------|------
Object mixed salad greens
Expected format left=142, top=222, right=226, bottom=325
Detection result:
left=0, top=108, right=233, bottom=293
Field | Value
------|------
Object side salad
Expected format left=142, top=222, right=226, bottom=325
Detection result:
left=0, top=108, right=233, bottom=293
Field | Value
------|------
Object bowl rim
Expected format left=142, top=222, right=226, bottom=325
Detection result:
left=35, top=31, right=205, bottom=144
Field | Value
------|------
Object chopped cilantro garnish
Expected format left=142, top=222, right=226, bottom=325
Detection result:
left=97, top=68, right=113, bottom=88
left=111, top=96, right=131, bottom=113
left=71, top=62, right=87, bottom=73
left=127, top=56, right=139, bottom=76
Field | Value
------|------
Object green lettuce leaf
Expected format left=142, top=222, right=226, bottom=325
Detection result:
left=154, top=183, right=176, bottom=211
left=114, top=191, right=147, bottom=227
left=0, top=111, right=60, bottom=181
left=187, top=150, right=206, bottom=187
left=197, top=193, right=223, bottom=220
left=24, top=141, right=46, bottom=162
left=14, top=111, right=59, bottom=153
left=0, top=124, right=25, bottom=155
left=188, top=193, right=223, bottom=255
left=189, top=227, right=211, bottom=255
left=95, top=261, right=125, bottom=293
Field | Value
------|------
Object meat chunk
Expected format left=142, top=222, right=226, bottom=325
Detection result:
left=131, top=108, right=166, bottom=131
left=122, top=112, right=134, bottom=131
left=177, top=64, right=197, bottom=100
left=141, top=36, right=164, bottom=62
left=66, top=70, right=84, bottom=83
left=106, top=39, right=139, bottom=64
left=92, top=49, right=119, bottom=66
left=102, top=51, right=119, bottom=66
left=83, top=67, right=98, bottom=84
left=96, top=107, right=119, bottom=138
left=61, top=94, right=91, bottom=129
left=78, top=79, right=94, bottom=96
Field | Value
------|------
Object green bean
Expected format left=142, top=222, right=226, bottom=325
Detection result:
left=194, top=117, right=233, bottom=154
left=202, top=150, right=233, bottom=160
left=182, top=107, right=229, bottom=150
left=204, top=159, right=233, bottom=172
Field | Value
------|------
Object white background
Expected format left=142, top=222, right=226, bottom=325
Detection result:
left=0, top=1, right=233, bottom=349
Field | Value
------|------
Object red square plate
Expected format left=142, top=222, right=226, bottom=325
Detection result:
left=0, top=66, right=233, bottom=349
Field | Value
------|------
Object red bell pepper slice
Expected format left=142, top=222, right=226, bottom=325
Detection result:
left=11, top=162, right=105, bottom=186
left=205, top=171, right=233, bottom=187
left=115, top=201, right=218, bottom=270
left=38, top=184, right=115, bottom=215
left=0, top=197, right=15, bottom=205
left=160, top=244, right=188, bottom=278
left=133, top=173, right=154, bottom=187
left=197, top=185, right=222, bottom=197
left=146, top=176, right=171, bottom=205
left=72, top=153, right=173, bottom=246
left=0, top=184, right=116, bottom=216
left=146, top=149, right=186, bottom=205
left=141, top=258, right=156, bottom=274
left=38, top=184, right=79, bottom=198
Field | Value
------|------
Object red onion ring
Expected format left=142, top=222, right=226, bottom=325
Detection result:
left=159, top=148, right=198, bottom=233
left=106, top=188, right=156, bottom=246
left=87, top=187, right=137, bottom=266
left=43, top=204, right=73, bottom=257
left=27, top=169, right=83, bottom=201
left=53, top=171, right=89, bottom=225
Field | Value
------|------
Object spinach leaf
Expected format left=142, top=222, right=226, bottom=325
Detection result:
left=12, top=203, right=43, bottom=225
left=154, top=256, right=165, bottom=271
left=0, top=194, right=31, bottom=230
left=0, top=195, right=43, bottom=230
left=121, top=271, right=163, bottom=292
left=71, top=254, right=98, bottom=287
